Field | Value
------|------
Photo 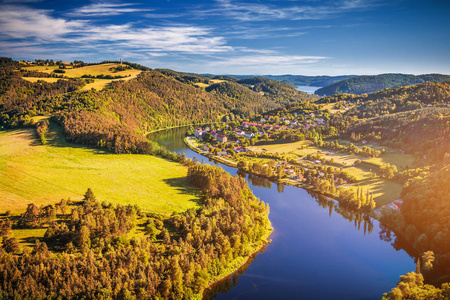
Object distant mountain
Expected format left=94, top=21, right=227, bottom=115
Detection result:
left=204, top=74, right=356, bottom=87
left=314, top=73, right=450, bottom=96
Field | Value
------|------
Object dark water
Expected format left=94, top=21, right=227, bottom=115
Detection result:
left=150, top=127, right=416, bottom=300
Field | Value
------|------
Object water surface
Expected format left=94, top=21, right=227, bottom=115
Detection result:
left=151, top=127, right=416, bottom=300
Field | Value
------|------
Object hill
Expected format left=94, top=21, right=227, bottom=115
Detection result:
left=345, top=107, right=450, bottom=163
left=218, top=74, right=355, bottom=87
left=315, top=73, right=450, bottom=96
left=237, top=77, right=317, bottom=103
left=1, top=59, right=314, bottom=154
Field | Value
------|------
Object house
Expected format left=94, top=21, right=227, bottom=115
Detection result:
left=294, top=174, right=304, bottom=181
left=244, top=132, right=255, bottom=138
left=260, top=118, right=266, bottom=123
left=217, top=151, right=228, bottom=156
left=389, top=199, right=403, bottom=210
left=235, top=130, right=245, bottom=136
left=194, top=128, right=204, bottom=138
left=285, top=169, right=296, bottom=176
left=217, top=134, right=227, bottom=143
left=314, top=160, right=322, bottom=165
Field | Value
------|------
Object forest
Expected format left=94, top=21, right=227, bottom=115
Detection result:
left=0, top=163, right=271, bottom=299
left=0, top=59, right=313, bottom=154
left=315, top=73, right=450, bottom=96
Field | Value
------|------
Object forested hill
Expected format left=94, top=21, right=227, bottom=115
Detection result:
left=319, top=82, right=450, bottom=116
left=0, top=59, right=314, bottom=154
left=219, top=74, right=355, bottom=87
left=237, top=77, right=317, bottom=103
left=315, top=73, right=450, bottom=96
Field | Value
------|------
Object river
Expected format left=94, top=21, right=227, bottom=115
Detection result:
left=296, top=85, right=321, bottom=95
left=151, top=127, right=417, bottom=300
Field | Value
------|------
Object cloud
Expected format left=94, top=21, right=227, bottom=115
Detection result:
left=192, top=0, right=383, bottom=22
left=67, top=2, right=151, bottom=17
left=209, top=55, right=328, bottom=67
left=0, top=5, right=233, bottom=56
left=0, top=6, right=84, bottom=39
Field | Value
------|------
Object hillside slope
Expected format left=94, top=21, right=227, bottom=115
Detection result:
left=315, top=73, right=450, bottom=96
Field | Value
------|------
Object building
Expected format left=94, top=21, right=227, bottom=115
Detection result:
left=194, top=128, right=203, bottom=138
left=217, top=134, right=228, bottom=143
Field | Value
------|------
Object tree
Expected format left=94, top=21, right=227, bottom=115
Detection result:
left=83, top=188, right=96, bottom=202
left=3, top=237, right=20, bottom=253
left=421, top=251, right=435, bottom=271
left=18, top=203, right=41, bottom=228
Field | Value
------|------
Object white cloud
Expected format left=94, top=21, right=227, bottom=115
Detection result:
left=67, top=2, right=151, bottom=17
left=209, top=54, right=328, bottom=67
left=193, top=0, right=382, bottom=22
left=0, top=6, right=84, bottom=39
left=0, top=5, right=233, bottom=54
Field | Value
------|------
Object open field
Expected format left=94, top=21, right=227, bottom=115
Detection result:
left=250, top=139, right=405, bottom=206
left=23, top=63, right=142, bottom=78
left=22, top=77, right=67, bottom=83
left=81, top=75, right=140, bottom=91
left=250, top=140, right=312, bottom=154
left=0, top=123, right=200, bottom=216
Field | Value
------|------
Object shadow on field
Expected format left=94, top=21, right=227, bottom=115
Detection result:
left=163, top=177, right=204, bottom=206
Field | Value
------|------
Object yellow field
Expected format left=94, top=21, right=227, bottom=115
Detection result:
left=23, top=63, right=142, bottom=78
left=22, top=77, right=67, bottom=83
left=0, top=124, right=200, bottom=216
left=81, top=75, right=140, bottom=91
left=251, top=139, right=405, bottom=206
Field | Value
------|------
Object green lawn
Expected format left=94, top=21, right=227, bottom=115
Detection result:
left=0, top=124, right=200, bottom=216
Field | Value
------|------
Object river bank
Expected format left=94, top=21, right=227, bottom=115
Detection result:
left=151, top=126, right=417, bottom=300
left=184, top=136, right=382, bottom=218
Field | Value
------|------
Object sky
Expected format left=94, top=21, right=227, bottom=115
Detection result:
left=0, top=0, right=449, bottom=75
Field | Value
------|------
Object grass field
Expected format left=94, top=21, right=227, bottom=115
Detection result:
left=23, top=63, right=142, bottom=78
left=22, top=77, right=67, bottom=83
left=22, top=63, right=142, bottom=90
left=0, top=123, right=200, bottom=216
left=81, top=76, right=140, bottom=91
left=250, top=139, right=405, bottom=206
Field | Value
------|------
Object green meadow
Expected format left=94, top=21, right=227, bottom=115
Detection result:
left=0, top=123, right=200, bottom=216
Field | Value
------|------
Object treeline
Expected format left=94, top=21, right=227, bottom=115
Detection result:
left=206, top=81, right=279, bottom=117
left=345, top=107, right=450, bottom=163
left=237, top=77, right=317, bottom=105
left=225, top=74, right=355, bottom=87
left=0, top=74, right=86, bottom=129
left=381, top=164, right=450, bottom=285
left=156, top=69, right=211, bottom=85
left=315, top=73, right=450, bottom=96
left=0, top=163, right=271, bottom=299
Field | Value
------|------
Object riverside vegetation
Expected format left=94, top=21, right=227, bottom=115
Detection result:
left=1, top=57, right=450, bottom=299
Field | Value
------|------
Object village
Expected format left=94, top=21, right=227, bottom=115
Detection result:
left=185, top=110, right=410, bottom=214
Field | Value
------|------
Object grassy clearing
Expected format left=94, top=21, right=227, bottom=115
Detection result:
left=81, top=75, right=139, bottom=91
left=250, top=140, right=311, bottom=154
left=250, top=139, right=404, bottom=206
left=22, top=77, right=67, bottom=83
left=0, top=123, right=200, bottom=216
left=23, top=63, right=142, bottom=78
left=357, top=178, right=402, bottom=207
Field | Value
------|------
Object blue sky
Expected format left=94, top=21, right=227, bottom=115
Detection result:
left=0, top=0, right=449, bottom=75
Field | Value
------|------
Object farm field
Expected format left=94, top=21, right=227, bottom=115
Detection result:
left=21, top=77, right=67, bottom=83
left=22, top=63, right=143, bottom=90
left=250, top=139, right=405, bottom=206
left=0, top=123, right=200, bottom=216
